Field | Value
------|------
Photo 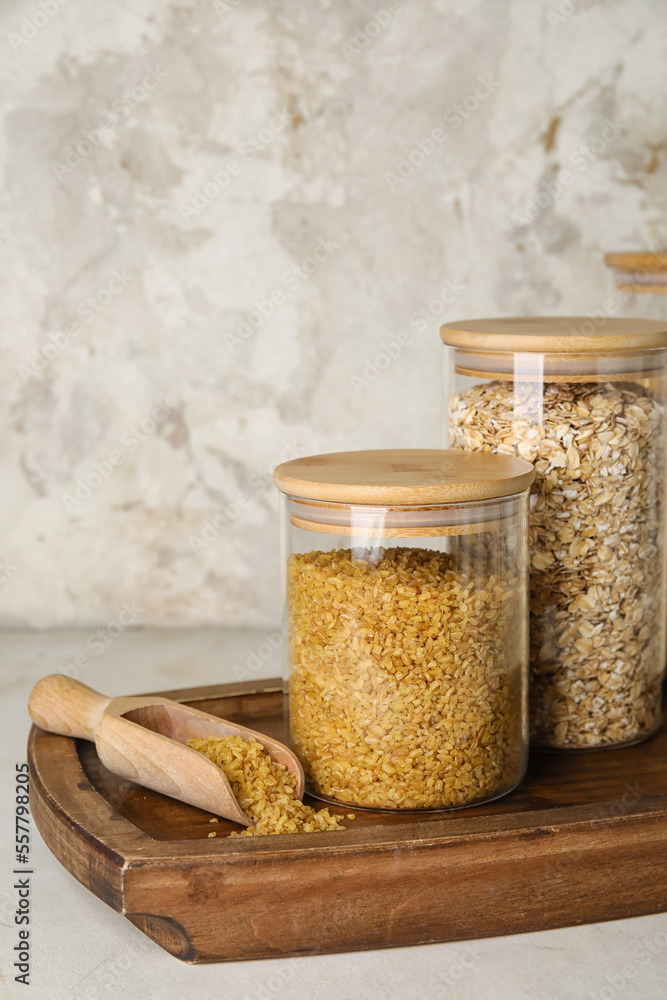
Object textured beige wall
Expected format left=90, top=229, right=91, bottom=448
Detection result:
left=1, top=0, right=666, bottom=627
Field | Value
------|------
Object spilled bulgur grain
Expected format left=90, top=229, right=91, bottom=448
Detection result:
left=187, top=735, right=348, bottom=836
left=287, top=546, right=524, bottom=810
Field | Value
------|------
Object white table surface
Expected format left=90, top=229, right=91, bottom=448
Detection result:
left=1, top=628, right=665, bottom=1000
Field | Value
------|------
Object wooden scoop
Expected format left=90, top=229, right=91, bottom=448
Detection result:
left=28, top=674, right=304, bottom=827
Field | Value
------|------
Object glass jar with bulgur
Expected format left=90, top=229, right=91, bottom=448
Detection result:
left=441, top=316, right=667, bottom=750
left=273, top=449, right=534, bottom=811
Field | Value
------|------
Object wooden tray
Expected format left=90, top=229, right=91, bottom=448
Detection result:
left=28, top=678, right=667, bottom=964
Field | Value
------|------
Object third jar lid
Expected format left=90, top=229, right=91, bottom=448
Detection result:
left=605, top=252, right=667, bottom=293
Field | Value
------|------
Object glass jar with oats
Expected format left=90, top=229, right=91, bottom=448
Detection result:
left=273, top=449, right=533, bottom=811
left=441, top=316, right=667, bottom=750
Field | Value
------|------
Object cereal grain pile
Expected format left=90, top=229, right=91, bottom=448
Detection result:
left=188, top=735, right=350, bottom=836
left=287, top=546, right=523, bottom=810
left=450, top=379, right=665, bottom=748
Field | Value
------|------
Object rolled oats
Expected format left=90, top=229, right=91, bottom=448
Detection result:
left=450, top=379, right=665, bottom=748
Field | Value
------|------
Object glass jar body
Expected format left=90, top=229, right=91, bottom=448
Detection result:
left=443, top=345, right=667, bottom=750
left=280, top=494, right=530, bottom=810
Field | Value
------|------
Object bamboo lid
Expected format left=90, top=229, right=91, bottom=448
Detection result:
left=440, top=316, right=667, bottom=353
left=604, top=253, right=667, bottom=293
left=273, top=449, right=535, bottom=505
left=604, top=252, right=667, bottom=270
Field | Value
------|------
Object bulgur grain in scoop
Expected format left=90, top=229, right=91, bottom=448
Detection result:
left=187, top=735, right=352, bottom=836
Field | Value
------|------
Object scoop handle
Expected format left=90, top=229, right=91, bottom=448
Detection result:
left=28, top=674, right=111, bottom=741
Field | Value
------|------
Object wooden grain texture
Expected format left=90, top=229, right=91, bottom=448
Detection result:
left=28, top=679, right=667, bottom=964
left=605, top=252, right=667, bottom=270
left=453, top=363, right=667, bottom=383
left=615, top=284, right=667, bottom=295
left=440, top=315, right=667, bottom=351
left=273, top=449, right=535, bottom=505
left=289, top=511, right=505, bottom=536
left=29, top=674, right=111, bottom=739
